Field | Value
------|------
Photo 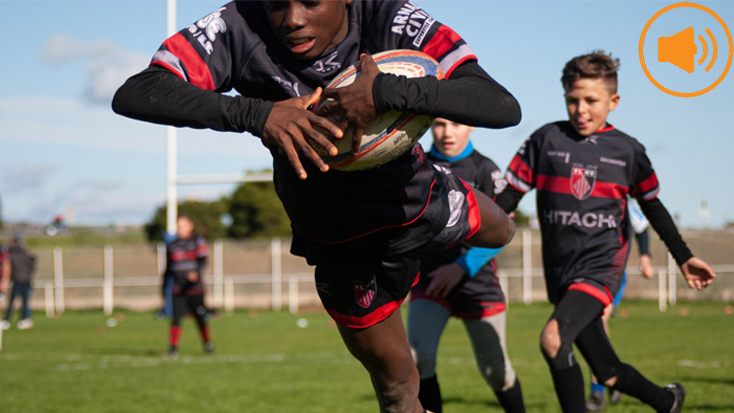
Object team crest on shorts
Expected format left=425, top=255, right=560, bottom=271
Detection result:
left=353, top=277, right=377, bottom=309
left=570, top=167, right=596, bottom=200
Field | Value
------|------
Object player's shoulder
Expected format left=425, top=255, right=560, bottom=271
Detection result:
left=528, top=121, right=568, bottom=143
left=603, top=125, right=648, bottom=154
left=467, top=149, right=500, bottom=172
left=188, top=1, right=267, bottom=43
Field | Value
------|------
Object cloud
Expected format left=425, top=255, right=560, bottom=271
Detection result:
left=0, top=96, right=271, bottom=161
left=41, top=34, right=150, bottom=105
left=2, top=165, right=56, bottom=194
left=27, top=180, right=160, bottom=225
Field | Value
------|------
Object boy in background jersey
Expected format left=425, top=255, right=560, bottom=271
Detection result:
left=408, top=119, right=525, bottom=413
left=113, top=1, right=520, bottom=411
left=0, top=244, right=10, bottom=296
left=164, top=215, right=213, bottom=357
left=494, top=51, right=715, bottom=413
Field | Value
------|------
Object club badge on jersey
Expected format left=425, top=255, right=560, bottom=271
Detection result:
left=571, top=167, right=597, bottom=200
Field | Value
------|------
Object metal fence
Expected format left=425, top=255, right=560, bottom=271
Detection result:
left=9, top=229, right=734, bottom=318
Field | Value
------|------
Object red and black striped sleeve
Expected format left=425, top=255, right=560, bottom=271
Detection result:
left=150, top=6, right=234, bottom=92
left=505, top=129, right=545, bottom=194
left=494, top=128, right=547, bottom=214
left=629, top=144, right=660, bottom=201
left=195, top=236, right=209, bottom=258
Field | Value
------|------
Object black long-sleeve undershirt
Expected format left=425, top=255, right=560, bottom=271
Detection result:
left=112, top=66, right=275, bottom=136
left=494, top=185, right=524, bottom=215
left=374, top=61, right=521, bottom=128
left=637, top=198, right=692, bottom=265
left=494, top=187, right=692, bottom=266
left=111, top=60, right=520, bottom=137
left=634, top=229, right=650, bottom=257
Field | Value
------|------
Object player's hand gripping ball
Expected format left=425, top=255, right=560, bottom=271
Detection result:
left=312, top=50, right=444, bottom=171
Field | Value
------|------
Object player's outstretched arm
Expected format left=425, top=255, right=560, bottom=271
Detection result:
left=113, top=66, right=272, bottom=133
left=638, top=197, right=715, bottom=289
left=493, top=185, right=525, bottom=215
left=635, top=230, right=655, bottom=278
left=638, top=254, right=654, bottom=279
left=113, top=66, right=343, bottom=179
left=680, top=257, right=716, bottom=290
left=374, top=60, right=521, bottom=129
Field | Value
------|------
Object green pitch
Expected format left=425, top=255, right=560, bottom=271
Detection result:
left=0, top=301, right=732, bottom=412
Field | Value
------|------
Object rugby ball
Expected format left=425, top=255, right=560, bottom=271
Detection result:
left=314, top=50, right=444, bottom=171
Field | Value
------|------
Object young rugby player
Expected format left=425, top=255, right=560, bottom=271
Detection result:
left=494, top=51, right=715, bottom=413
left=112, top=1, right=520, bottom=411
left=164, top=215, right=213, bottom=357
left=408, top=119, right=525, bottom=413
left=0, top=243, right=10, bottom=295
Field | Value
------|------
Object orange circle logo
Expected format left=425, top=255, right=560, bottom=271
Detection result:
left=639, top=2, right=732, bottom=97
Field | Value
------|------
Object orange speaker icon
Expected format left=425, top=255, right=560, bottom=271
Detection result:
left=658, top=27, right=718, bottom=73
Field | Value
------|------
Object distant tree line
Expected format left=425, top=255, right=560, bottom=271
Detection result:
left=145, top=179, right=291, bottom=242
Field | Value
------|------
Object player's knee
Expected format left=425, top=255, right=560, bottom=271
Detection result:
left=482, top=365, right=507, bottom=391
left=539, top=319, right=561, bottom=359
left=410, top=344, right=437, bottom=378
left=602, top=376, right=618, bottom=387
left=502, top=218, right=516, bottom=246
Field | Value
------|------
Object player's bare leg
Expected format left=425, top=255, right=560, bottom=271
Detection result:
left=464, top=189, right=515, bottom=249
left=337, top=309, right=425, bottom=413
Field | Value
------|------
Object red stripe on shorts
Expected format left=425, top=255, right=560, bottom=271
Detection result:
left=567, top=283, right=613, bottom=307
left=454, top=301, right=506, bottom=320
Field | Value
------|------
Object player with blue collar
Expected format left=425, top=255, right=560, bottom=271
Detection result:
left=408, top=118, right=525, bottom=413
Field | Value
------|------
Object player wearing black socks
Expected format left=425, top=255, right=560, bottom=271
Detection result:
left=408, top=119, right=524, bottom=413
left=495, top=51, right=713, bottom=413
left=113, top=2, right=520, bottom=411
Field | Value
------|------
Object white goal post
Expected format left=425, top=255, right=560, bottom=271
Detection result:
left=164, top=0, right=273, bottom=234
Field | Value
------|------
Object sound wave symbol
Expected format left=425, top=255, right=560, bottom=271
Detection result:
left=697, top=28, right=718, bottom=72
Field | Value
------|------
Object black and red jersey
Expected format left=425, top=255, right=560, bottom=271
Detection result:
left=414, top=145, right=507, bottom=305
left=149, top=0, right=477, bottom=245
left=505, top=121, right=659, bottom=303
left=165, top=236, right=208, bottom=295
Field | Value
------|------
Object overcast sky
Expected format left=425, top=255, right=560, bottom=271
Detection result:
left=1, top=0, right=732, bottom=228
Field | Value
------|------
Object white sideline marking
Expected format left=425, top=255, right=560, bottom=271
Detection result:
left=678, top=360, right=729, bottom=369
left=55, top=354, right=286, bottom=371
left=46, top=351, right=355, bottom=372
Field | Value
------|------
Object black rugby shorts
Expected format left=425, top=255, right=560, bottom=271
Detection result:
left=314, top=166, right=481, bottom=328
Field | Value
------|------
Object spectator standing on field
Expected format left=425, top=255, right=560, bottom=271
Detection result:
left=0, top=242, right=10, bottom=296
left=2, top=236, right=36, bottom=330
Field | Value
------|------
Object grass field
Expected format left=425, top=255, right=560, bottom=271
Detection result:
left=0, top=301, right=732, bottom=413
